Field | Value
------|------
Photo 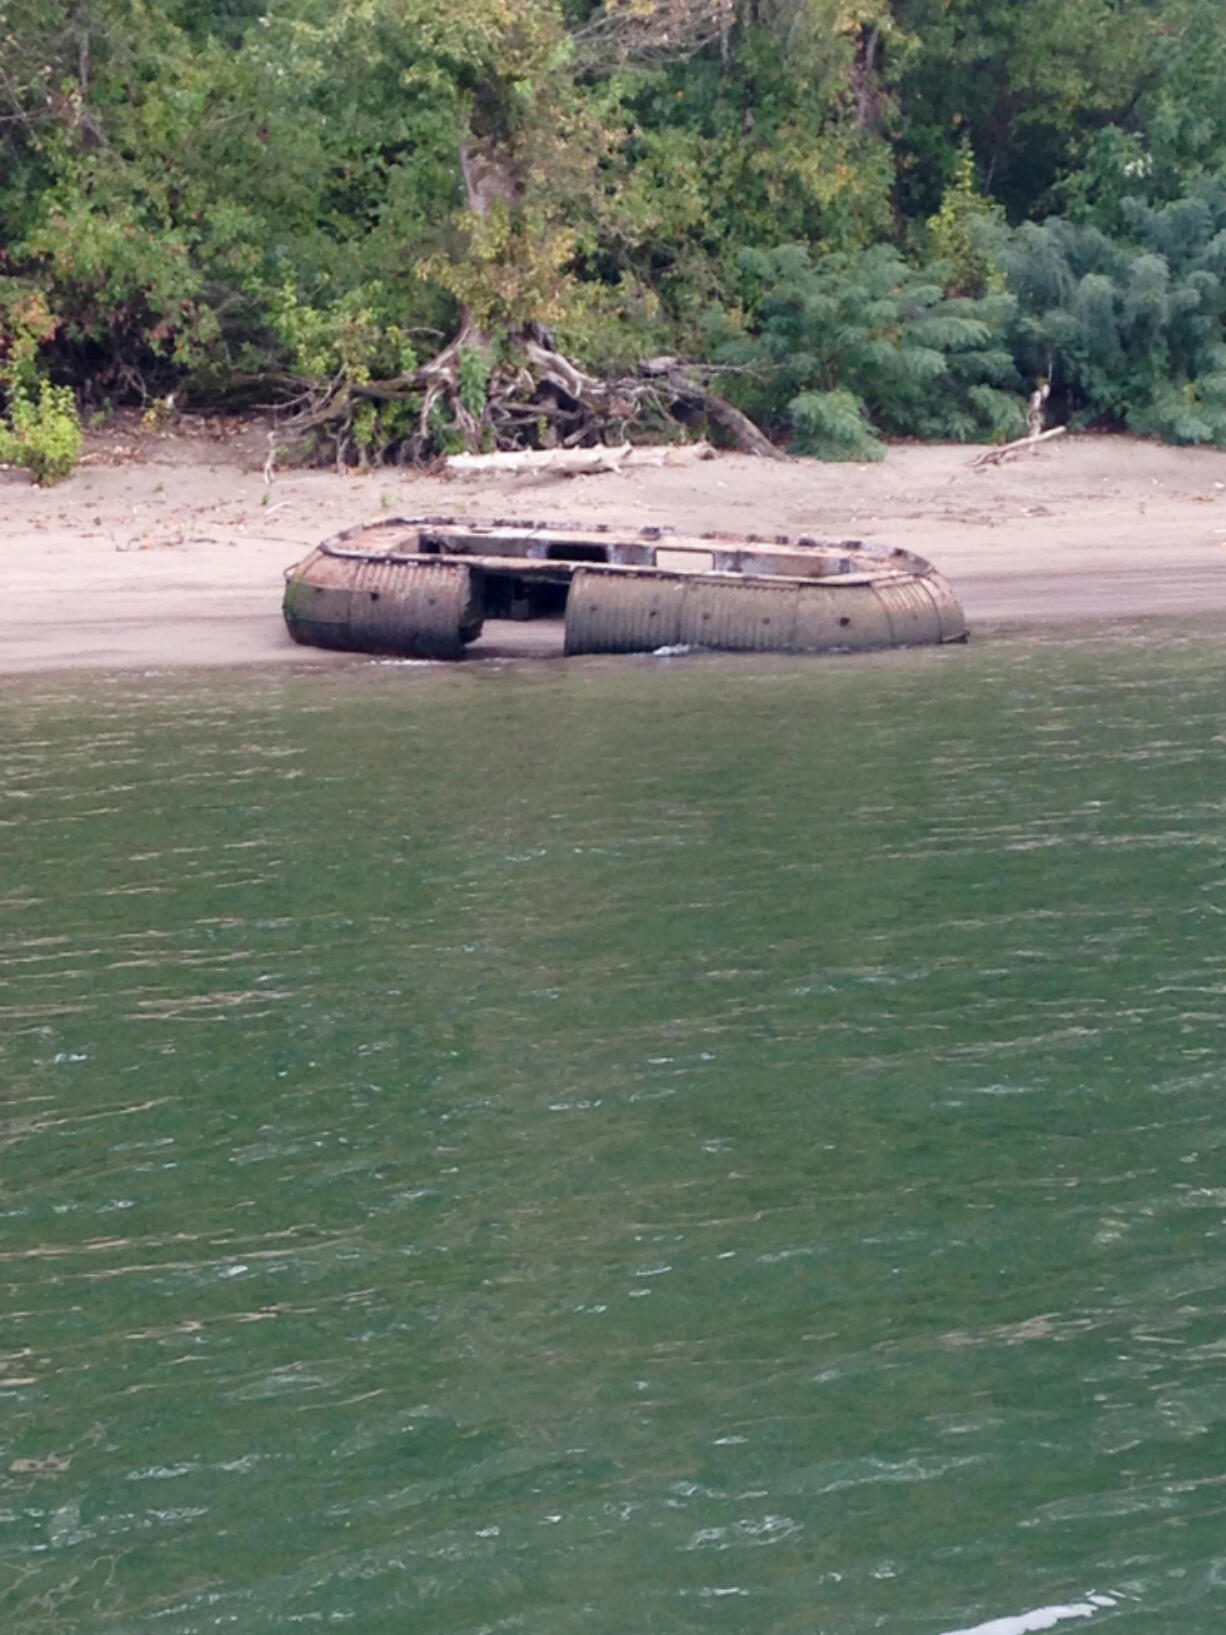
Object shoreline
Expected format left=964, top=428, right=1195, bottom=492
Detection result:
left=4, top=426, right=1226, bottom=675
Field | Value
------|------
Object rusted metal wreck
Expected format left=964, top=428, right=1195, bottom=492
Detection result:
left=282, top=516, right=967, bottom=659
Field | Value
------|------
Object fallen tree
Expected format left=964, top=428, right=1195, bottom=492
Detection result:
left=270, top=327, right=785, bottom=470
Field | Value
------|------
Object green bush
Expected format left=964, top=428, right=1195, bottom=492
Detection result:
left=0, top=379, right=84, bottom=485
left=787, top=389, right=885, bottom=463
left=710, top=243, right=1025, bottom=459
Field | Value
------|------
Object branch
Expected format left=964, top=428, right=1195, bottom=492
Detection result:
left=681, top=385, right=788, bottom=460
left=968, top=426, right=1067, bottom=468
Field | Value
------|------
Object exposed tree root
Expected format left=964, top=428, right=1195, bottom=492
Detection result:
left=270, top=324, right=784, bottom=470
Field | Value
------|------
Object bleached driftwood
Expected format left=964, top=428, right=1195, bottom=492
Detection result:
left=616, top=439, right=716, bottom=468
left=445, top=440, right=717, bottom=477
left=969, top=425, right=1067, bottom=469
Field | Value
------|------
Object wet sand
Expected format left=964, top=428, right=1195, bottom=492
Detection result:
left=4, top=421, right=1226, bottom=672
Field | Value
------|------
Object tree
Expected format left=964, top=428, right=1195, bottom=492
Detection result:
left=889, top=0, right=1161, bottom=220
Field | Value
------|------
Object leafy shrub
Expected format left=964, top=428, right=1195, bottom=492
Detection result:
left=787, top=389, right=885, bottom=462
left=710, top=243, right=1025, bottom=459
left=0, top=379, right=83, bottom=485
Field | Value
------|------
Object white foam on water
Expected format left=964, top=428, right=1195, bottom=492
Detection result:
left=940, top=1593, right=1117, bottom=1635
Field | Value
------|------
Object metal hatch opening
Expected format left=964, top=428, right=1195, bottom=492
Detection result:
left=483, top=570, right=570, bottom=621
left=544, top=542, right=608, bottom=563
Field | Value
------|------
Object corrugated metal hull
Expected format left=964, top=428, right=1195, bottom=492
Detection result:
left=283, top=551, right=479, bottom=659
left=282, top=518, right=968, bottom=660
left=560, top=573, right=687, bottom=654
left=563, top=570, right=963, bottom=656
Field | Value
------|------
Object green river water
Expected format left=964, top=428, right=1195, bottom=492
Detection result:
left=3, top=626, right=1226, bottom=1635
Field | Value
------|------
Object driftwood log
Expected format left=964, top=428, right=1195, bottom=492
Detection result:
left=969, top=425, right=1067, bottom=469
left=444, top=439, right=716, bottom=477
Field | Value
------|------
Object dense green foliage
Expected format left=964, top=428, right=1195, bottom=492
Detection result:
left=5, top=0, right=1226, bottom=466
left=0, top=376, right=83, bottom=483
left=710, top=242, right=1024, bottom=457
left=995, top=185, right=1226, bottom=444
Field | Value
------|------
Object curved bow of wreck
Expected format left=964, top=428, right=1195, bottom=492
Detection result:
left=282, top=516, right=967, bottom=660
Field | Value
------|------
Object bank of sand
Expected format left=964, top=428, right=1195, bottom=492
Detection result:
left=4, top=421, right=1226, bottom=673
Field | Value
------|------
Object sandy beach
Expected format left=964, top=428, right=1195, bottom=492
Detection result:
left=4, top=420, right=1226, bottom=673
